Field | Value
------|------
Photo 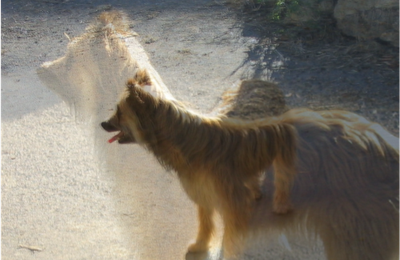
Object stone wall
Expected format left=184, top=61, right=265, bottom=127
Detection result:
left=334, top=0, right=399, bottom=46
left=249, top=0, right=399, bottom=47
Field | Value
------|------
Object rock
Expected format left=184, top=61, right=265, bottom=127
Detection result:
left=284, top=6, right=316, bottom=24
left=318, top=0, right=335, bottom=12
left=334, top=0, right=399, bottom=46
left=282, top=0, right=335, bottom=25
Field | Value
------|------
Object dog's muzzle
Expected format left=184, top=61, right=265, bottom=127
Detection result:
left=101, top=121, right=119, bottom=132
left=101, top=121, right=135, bottom=144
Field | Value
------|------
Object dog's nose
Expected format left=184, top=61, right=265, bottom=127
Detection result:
left=101, top=121, right=118, bottom=132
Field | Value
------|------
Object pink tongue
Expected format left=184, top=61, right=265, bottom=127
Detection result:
left=108, top=132, right=124, bottom=143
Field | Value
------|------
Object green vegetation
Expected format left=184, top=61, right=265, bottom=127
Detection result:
left=250, top=0, right=320, bottom=22
left=270, top=0, right=300, bottom=21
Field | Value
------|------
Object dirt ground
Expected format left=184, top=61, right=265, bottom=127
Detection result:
left=1, top=0, right=398, bottom=260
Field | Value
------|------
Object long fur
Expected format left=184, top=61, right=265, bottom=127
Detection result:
left=249, top=108, right=399, bottom=260
left=102, top=70, right=298, bottom=256
left=102, top=70, right=399, bottom=259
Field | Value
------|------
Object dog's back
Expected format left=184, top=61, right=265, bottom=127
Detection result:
left=250, top=109, right=399, bottom=260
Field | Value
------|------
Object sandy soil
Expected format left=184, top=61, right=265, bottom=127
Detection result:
left=1, top=0, right=398, bottom=260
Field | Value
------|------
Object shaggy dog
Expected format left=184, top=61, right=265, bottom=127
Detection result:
left=101, top=70, right=399, bottom=259
left=36, top=10, right=292, bottom=259
left=101, top=70, right=298, bottom=256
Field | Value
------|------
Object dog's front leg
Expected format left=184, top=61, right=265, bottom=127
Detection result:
left=187, top=205, right=214, bottom=253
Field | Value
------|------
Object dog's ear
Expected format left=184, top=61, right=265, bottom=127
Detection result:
left=126, top=78, right=137, bottom=89
left=126, top=69, right=151, bottom=90
left=126, top=69, right=157, bottom=105
left=126, top=77, right=146, bottom=104
left=134, top=69, right=152, bottom=87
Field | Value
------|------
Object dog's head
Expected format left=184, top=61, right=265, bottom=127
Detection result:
left=101, top=69, right=152, bottom=144
left=101, top=108, right=136, bottom=144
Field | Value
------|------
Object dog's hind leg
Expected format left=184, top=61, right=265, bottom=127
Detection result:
left=187, top=206, right=215, bottom=253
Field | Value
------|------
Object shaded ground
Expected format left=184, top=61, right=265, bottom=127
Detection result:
left=2, top=0, right=398, bottom=260
left=2, top=0, right=398, bottom=131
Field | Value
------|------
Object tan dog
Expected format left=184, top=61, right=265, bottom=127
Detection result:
left=101, top=70, right=298, bottom=257
left=101, top=69, right=399, bottom=259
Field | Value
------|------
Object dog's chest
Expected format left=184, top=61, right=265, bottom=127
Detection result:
left=178, top=171, right=218, bottom=207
